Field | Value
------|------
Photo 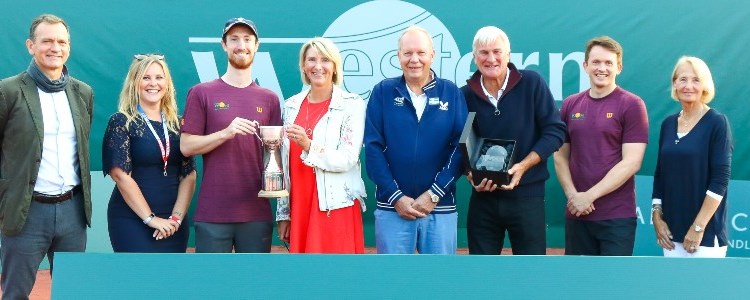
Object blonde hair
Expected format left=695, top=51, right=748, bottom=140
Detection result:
left=299, top=37, right=343, bottom=85
left=118, top=55, right=180, bottom=133
left=398, top=25, right=433, bottom=50
left=671, top=56, right=715, bottom=103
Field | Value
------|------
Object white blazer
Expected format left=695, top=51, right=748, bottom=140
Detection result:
left=275, top=86, right=367, bottom=221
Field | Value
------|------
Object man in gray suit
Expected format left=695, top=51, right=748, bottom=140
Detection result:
left=0, top=14, right=93, bottom=299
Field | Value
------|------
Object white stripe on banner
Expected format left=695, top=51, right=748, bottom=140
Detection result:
left=189, top=37, right=311, bottom=44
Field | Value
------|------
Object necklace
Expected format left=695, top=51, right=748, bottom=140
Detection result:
left=304, top=96, right=330, bottom=137
left=679, top=106, right=704, bottom=128
left=675, top=106, right=705, bottom=144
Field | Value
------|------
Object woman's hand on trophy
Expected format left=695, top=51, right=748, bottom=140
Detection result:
left=286, top=124, right=311, bottom=151
left=222, top=117, right=259, bottom=139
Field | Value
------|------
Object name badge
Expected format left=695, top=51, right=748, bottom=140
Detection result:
left=428, top=97, right=440, bottom=105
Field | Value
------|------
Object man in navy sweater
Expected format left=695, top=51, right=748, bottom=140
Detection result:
left=364, top=26, right=467, bottom=254
left=461, top=26, right=566, bottom=255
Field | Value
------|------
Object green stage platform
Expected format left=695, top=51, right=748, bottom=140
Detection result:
left=52, top=253, right=748, bottom=299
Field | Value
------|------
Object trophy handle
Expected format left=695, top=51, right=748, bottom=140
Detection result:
left=252, top=131, right=263, bottom=143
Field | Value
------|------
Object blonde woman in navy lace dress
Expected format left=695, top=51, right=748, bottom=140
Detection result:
left=103, top=54, right=196, bottom=252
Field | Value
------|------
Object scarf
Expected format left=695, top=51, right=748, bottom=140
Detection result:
left=26, top=60, right=70, bottom=93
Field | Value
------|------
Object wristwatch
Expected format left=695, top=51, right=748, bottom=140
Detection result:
left=427, top=190, right=440, bottom=203
left=693, top=224, right=703, bottom=232
left=142, top=213, right=156, bottom=225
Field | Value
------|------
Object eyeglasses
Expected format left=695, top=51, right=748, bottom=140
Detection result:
left=133, top=54, right=165, bottom=61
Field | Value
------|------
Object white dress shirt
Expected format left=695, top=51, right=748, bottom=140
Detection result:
left=35, top=88, right=80, bottom=194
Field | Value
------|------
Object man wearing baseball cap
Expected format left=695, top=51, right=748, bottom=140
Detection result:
left=180, top=17, right=281, bottom=253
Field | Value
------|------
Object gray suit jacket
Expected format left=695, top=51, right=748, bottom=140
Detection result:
left=0, top=72, right=94, bottom=236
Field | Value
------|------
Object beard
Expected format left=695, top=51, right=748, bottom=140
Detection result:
left=228, top=52, right=254, bottom=70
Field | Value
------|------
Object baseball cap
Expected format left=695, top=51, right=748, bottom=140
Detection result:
left=222, top=17, right=258, bottom=39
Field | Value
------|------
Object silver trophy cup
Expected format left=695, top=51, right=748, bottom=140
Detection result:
left=257, top=126, right=289, bottom=198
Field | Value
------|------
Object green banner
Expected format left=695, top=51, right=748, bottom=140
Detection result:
left=2, top=0, right=748, bottom=254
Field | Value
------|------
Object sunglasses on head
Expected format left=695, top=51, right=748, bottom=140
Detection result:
left=133, top=54, right=165, bottom=61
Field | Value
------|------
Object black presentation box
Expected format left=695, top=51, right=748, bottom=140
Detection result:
left=459, top=112, right=516, bottom=186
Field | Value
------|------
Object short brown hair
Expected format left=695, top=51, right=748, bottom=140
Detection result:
left=585, top=36, right=622, bottom=67
left=29, top=14, right=69, bottom=41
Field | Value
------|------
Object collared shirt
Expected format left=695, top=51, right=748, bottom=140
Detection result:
left=407, top=86, right=428, bottom=121
left=35, top=88, right=80, bottom=194
left=407, top=73, right=434, bottom=121
left=480, top=67, right=510, bottom=108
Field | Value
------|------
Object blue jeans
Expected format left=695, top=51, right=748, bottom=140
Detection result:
left=374, top=209, right=457, bottom=254
left=1, top=193, right=87, bottom=300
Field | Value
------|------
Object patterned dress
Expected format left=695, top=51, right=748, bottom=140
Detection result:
left=102, top=112, right=195, bottom=252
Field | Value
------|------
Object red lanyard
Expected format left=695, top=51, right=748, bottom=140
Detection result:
left=138, top=108, right=170, bottom=176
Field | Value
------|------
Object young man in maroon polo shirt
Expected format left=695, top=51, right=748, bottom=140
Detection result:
left=180, top=17, right=281, bottom=253
left=554, top=36, right=649, bottom=256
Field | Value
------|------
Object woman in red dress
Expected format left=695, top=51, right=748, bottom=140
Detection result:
left=276, top=37, right=367, bottom=253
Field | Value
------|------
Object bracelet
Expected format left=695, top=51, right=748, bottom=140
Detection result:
left=143, top=213, right=156, bottom=225
left=651, top=204, right=663, bottom=216
left=168, top=215, right=182, bottom=225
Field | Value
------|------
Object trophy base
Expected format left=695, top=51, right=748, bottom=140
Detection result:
left=258, top=190, right=289, bottom=198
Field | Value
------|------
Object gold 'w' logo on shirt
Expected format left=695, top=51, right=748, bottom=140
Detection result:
left=256, top=107, right=263, bottom=113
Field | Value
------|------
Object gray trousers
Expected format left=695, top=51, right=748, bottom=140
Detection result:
left=1, top=193, right=87, bottom=300
left=194, top=221, right=273, bottom=253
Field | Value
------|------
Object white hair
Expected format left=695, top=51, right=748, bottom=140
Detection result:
left=472, top=26, right=510, bottom=55
left=398, top=25, right=433, bottom=50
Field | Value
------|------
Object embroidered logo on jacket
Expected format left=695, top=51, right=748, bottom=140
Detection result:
left=257, top=106, right=263, bottom=113
left=571, top=112, right=585, bottom=120
left=428, top=97, right=440, bottom=105
left=394, top=97, right=404, bottom=106
left=439, top=101, right=449, bottom=111
left=214, top=101, right=230, bottom=110
left=606, top=112, right=613, bottom=118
